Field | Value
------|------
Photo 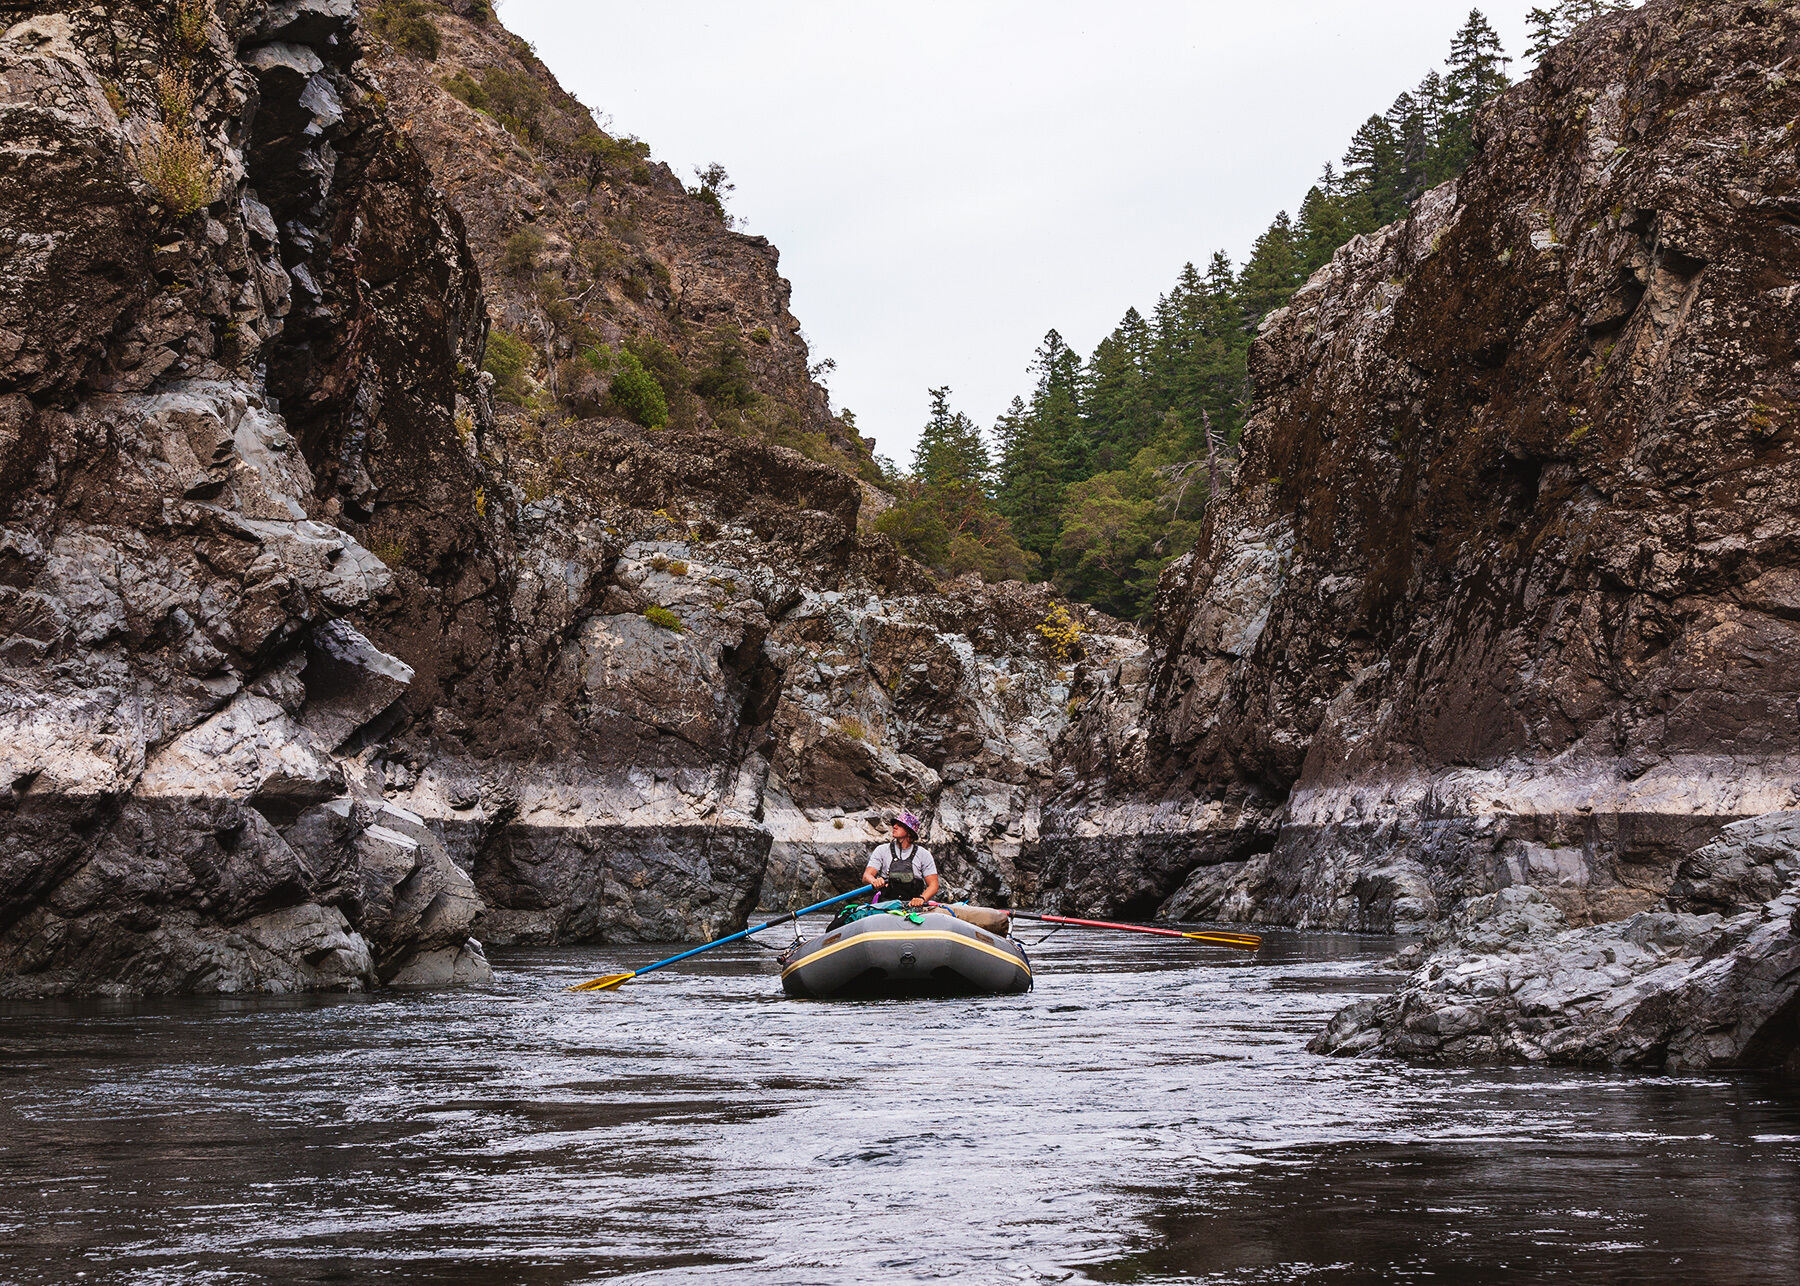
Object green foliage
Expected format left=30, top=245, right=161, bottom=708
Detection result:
left=873, top=499, right=951, bottom=569
left=370, top=0, right=441, bottom=59
left=692, top=332, right=756, bottom=409
left=482, top=327, right=533, bottom=405
left=914, top=386, right=991, bottom=488
left=643, top=605, right=683, bottom=632
left=503, top=227, right=546, bottom=277
left=478, top=67, right=546, bottom=141
left=169, top=0, right=211, bottom=57
left=624, top=335, right=695, bottom=427
left=369, top=532, right=409, bottom=569
left=1052, top=444, right=1208, bottom=618
left=980, top=8, right=1520, bottom=619
left=749, top=326, right=772, bottom=345
left=443, top=71, right=488, bottom=110
left=688, top=162, right=735, bottom=226
left=570, top=131, right=652, bottom=188
left=608, top=348, right=669, bottom=428
left=876, top=388, right=1034, bottom=583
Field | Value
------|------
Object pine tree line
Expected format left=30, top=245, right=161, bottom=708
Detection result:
left=880, top=6, right=1633, bottom=619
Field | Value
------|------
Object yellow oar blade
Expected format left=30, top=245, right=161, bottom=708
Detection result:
left=1183, top=932, right=1262, bottom=951
left=566, top=970, right=637, bottom=992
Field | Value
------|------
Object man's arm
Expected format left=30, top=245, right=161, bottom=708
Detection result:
left=911, top=873, right=940, bottom=907
left=863, top=861, right=885, bottom=892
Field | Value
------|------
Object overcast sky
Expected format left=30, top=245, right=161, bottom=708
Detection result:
left=496, top=1, right=1546, bottom=463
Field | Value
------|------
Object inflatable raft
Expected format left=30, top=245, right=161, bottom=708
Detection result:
left=778, top=904, right=1032, bottom=998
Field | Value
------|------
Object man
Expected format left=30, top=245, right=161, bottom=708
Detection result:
left=863, top=812, right=939, bottom=908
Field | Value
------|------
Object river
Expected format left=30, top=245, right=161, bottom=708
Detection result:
left=3, top=927, right=1798, bottom=1283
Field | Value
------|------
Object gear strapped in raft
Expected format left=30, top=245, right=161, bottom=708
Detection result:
left=779, top=905, right=1033, bottom=999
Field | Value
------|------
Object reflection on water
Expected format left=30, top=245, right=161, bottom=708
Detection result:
left=2, top=928, right=1797, bottom=1283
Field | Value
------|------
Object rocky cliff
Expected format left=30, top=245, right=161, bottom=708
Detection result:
left=363, top=0, right=863, bottom=461
left=1045, top=0, right=1800, bottom=936
left=0, top=0, right=493, bottom=993
left=0, top=0, right=1120, bottom=996
left=1033, top=0, right=1800, bottom=1070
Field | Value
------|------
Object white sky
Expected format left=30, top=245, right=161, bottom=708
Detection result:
left=495, top=1, right=1546, bottom=464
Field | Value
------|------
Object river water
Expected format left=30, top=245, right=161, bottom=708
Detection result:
left=4, top=927, right=1798, bottom=1283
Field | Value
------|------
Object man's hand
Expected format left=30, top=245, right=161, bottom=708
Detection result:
left=908, top=897, right=925, bottom=908
left=867, top=875, right=886, bottom=890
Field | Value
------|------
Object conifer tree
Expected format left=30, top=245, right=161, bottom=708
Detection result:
left=877, top=388, right=1029, bottom=581
left=1297, top=182, right=1349, bottom=278
left=1029, top=330, right=1088, bottom=484
left=913, top=386, right=990, bottom=489
left=993, top=394, right=1066, bottom=566
left=1441, top=10, right=1511, bottom=170
left=1083, top=319, right=1155, bottom=471
left=1384, top=91, right=1430, bottom=211
left=1414, top=71, right=1456, bottom=183
left=1237, top=212, right=1305, bottom=329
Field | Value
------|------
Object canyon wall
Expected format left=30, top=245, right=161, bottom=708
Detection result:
left=1043, top=0, right=1800, bottom=943
left=0, top=0, right=1119, bottom=995
left=10, top=0, right=1796, bottom=1042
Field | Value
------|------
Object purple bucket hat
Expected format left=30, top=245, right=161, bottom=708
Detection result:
left=891, top=811, right=921, bottom=838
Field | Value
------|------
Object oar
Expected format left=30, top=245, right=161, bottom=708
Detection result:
left=566, top=884, right=876, bottom=992
left=1007, top=910, right=1261, bottom=951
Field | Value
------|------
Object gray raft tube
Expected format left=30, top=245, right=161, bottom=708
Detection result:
left=779, top=908, right=1032, bottom=998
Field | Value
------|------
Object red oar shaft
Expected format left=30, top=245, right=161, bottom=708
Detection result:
left=1001, top=909, right=1260, bottom=950
left=1026, top=913, right=1191, bottom=938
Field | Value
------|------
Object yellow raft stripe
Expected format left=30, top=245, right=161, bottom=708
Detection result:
left=781, top=929, right=1032, bottom=980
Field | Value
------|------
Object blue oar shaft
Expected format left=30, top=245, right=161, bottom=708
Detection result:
left=628, top=884, right=874, bottom=980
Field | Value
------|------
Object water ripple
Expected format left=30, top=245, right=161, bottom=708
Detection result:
left=2, top=930, right=1797, bottom=1282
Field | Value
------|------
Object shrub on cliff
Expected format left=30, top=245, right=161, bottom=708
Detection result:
left=643, top=605, right=683, bottom=632
left=480, top=68, right=546, bottom=142
left=571, top=131, right=653, bottom=187
left=370, top=0, right=441, bottom=59
left=443, top=70, right=487, bottom=110
left=873, top=501, right=951, bottom=569
left=135, top=121, right=218, bottom=216
left=687, top=162, right=736, bottom=228
left=133, top=70, right=219, bottom=217
left=608, top=350, right=669, bottom=428
left=692, top=333, right=756, bottom=410
left=624, top=336, right=697, bottom=428
left=503, top=228, right=546, bottom=277
left=482, top=328, right=533, bottom=405
left=1036, top=603, right=1083, bottom=664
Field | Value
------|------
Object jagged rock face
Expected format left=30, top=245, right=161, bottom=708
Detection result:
left=363, top=2, right=853, bottom=452
left=1047, top=0, right=1800, bottom=933
left=368, top=415, right=1132, bottom=944
left=1312, top=812, right=1800, bottom=1072
left=0, top=2, right=1118, bottom=993
left=0, top=3, right=490, bottom=994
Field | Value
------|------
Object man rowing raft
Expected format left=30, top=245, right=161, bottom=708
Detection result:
left=863, top=811, right=939, bottom=908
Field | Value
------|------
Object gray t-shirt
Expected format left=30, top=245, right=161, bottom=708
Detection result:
left=866, top=841, right=937, bottom=880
